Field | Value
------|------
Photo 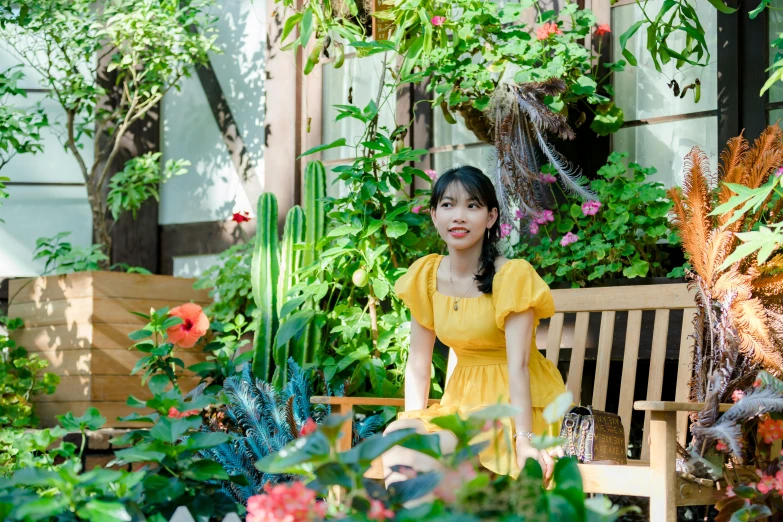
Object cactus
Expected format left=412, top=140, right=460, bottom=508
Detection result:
left=301, top=161, right=326, bottom=364
left=251, top=193, right=280, bottom=382
left=274, top=206, right=306, bottom=388
left=250, top=163, right=327, bottom=383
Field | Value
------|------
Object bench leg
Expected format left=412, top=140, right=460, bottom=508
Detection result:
left=336, top=404, right=354, bottom=453
left=649, top=411, right=677, bottom=522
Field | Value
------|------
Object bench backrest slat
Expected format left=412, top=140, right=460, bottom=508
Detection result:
left=545, top=312, right=565, bottom=364
left=641, top=309, right=671, bottom=460
left=675, top=308, right=697, bottom=445
left=591, top=311, right=616, bottom=410
left=618, top=309, right=643, bottom=447
left=567, top=312, right=591, bottom=406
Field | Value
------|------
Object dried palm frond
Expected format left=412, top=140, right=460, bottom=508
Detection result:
left=487, top=79, right=594, bottom=222
left=670, top=126, right=783, bottom=457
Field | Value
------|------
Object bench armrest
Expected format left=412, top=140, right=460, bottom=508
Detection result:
left=634, top=401, right=732, bottom=412
left=310, top=397, right=440, bottom=408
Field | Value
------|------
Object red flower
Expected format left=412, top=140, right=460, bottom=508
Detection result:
left=716, top=441, right=728, bottom=452
left=367, top=499, right=395, bottom=521
left=232, top=211, right=251, bottom=223
left=247, top=482, right=325, bottom=522
left=536, top=22, right=562, bottom=40
left=167, top=303, right=209, bottom=348
left=300, top=417, right=318, bottom=436
left=595, top=24, right=610, bottom=36
left=759, top=415, right=783, bottom=444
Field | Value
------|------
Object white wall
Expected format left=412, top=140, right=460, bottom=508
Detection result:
left=159, top=0, right=265, bottom=225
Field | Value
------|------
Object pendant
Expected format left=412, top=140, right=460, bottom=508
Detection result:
left=453, top=303, right=459, bottom=311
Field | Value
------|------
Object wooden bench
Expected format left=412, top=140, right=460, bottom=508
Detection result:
left=312, top=283, right=724, bottom=521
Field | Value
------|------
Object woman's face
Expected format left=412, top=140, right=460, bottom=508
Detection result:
left=431, top=182, right=498, bottom=251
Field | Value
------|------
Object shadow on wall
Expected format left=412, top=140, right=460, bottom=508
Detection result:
left=160, top=0, right=266, bottom=225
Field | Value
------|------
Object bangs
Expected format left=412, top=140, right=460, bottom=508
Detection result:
left=430, top=167, right=493, bottom=210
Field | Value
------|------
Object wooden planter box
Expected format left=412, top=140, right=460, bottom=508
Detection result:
left=8, top=272, right=212, bottom=427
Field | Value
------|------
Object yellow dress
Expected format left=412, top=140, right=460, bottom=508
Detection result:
left=393, top=253, right=566, bottom=478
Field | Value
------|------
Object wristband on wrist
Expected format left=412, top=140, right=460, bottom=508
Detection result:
left=513, top=430, right=534, bottom=441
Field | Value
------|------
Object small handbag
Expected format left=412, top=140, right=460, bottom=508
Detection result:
left=559, top=405, right=627, bottom=465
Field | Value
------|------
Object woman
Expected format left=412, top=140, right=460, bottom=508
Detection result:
left=383, top=165, right=566, bottom=483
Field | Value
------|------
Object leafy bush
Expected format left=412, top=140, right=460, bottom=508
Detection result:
left=510, top=152, right=684, bottom=287
left=32, top=232, right=109, bottom=275
left=0, top=316, right=58, bottom=428
left=194, top=242, right=255, bottom=325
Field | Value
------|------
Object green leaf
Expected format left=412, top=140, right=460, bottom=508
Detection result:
left=706, top=0, right=738, bottom=14
left=298, top=138, right=346, bottom=159
left=76, top=501, right=132, bottom=522
left=183, top=459, right=230, bottom=481
left=543, top=391, right=574, bottom=424
left=149, top=416, right=200, bottom=443
left=112, top=446, right=167, bottom=463
left=299, top=8, right=314, bottom=48
left=385, top=221, right=408, bottom=238
left=183, top=432, right=231, bottom=451
left=148, top=374, right=170, bottom=395
left=15, top=496, right=69, bottom=519
left=275, top=310, right=315, bottom=348
left=372, top=278, right=390, bottom=301
left=128, top=329, right=152, bottom=341
left=57, top=407, right=106, bottom=431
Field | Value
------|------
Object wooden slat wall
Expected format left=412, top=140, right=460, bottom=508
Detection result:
left=8, top=272, right=211, bottom=427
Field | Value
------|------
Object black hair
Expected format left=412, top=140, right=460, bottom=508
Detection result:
left=429, top=165, right=500, bottom=294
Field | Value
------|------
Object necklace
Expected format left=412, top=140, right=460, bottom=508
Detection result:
left=449, top=259, right=474, bottom=311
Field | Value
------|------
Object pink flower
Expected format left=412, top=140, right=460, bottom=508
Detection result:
left=754, top=378, right=763, bottom=388
left=500, top=223, right=513, bottom=238
left=424, top=169, right=438, bottom=181
left=756, top=470, right=779, bottom=495
left=168, top=407, right=201, bottom=419
left=431, top=16, right=446, bottom=26
left=595, top=24, right=611, bottom=36
left=725, top=485, right=736, bottom=497
left=529, top=222, right=540, bottom=235
left=434, top=461, right=477, bottom=503
left=247, top=482, right=326, bottom=522
left=540, top=173, right=557, bottom=184
left=300, top=417, right=317, bottom=436
left=412, top=205, right=423, bottom=214
left=560, top=232, right=578, bottom=247
left=758, top=416, right=783, bottom=444
left=514, top=208, right=526, bottom=220
left=367, top=499, right=395, bottom=521
left=533, top=210, right=554, bottom=225
left=776, top=167, right=783, bottom=177
left=536, top=22, right=562, bottom=40
left=716, top=441, right=728, bottom=452
left=167, top=303, right=210, bottom=349
left=581, top=200, right=602, bottom=216
left=732, top=389, right=745, bottom=403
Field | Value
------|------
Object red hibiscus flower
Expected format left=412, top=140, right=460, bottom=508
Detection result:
left=595, top=24, right=610, bottom=36
left=300, top=417, right=318, bottom=436
left=232, top=211, right=251, bottom=223
left=166, top=303, right=209, bottom=348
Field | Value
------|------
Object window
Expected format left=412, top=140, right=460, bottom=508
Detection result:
left=611, top=0, right=719, bottom=188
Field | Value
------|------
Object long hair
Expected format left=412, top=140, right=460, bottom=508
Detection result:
left=429, top=166, right=501, bottom=294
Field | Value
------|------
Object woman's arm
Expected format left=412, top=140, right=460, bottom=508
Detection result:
left=404, top=316, right=436, bottom=412
left=505, top=309, right=555, bottom=480
left=505, top=309, right=535, bottom=434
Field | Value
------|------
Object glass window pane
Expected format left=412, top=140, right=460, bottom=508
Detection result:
left=770, top=8, right=783, bottom=103
left=770, top=108, right=783, bottom=126
left=613, top=116, right=718, bottom=188
left=321, top=54, right=397, bottom=162
left=612, top=0, right=718, bottom=120
left=432, top=145, right=494, bottom=174
left=434, top=110, right=486, bottom=148
left=0, top=185, right=91, bottom=277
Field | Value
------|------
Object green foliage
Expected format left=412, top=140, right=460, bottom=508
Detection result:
left=256, top=393, right=637, bottom=521
left=32, top=232, right=109, bottom=274
left=0, top=67, right=47, bottom=172
left=188, top=315, right=254, bottom=386
left=510, top=153, right=684, bottom=287
left=288, top=102, right=443, bottom=417
left=0, top=392, right=238, bottom=521
left=279, top=0, right=623, bottom=135
left=709, top=172, right=783, bottom=270
left=0, top=315, right=58, bottom=429
left=0, top=0, right=219, bottom=257
left=194, top=241, right=255, bottom=325
left=106, top=152, right=190, bottom=220
left=127, top=306, right=188, bottom=391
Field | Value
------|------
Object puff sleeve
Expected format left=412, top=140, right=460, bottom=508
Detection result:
left=492, top=260, right=555, bottom=330
left=393, top=254, right=439, bottom=330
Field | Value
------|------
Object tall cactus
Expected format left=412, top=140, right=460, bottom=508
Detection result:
left=274, top=206, right=306, bottom=388
left=301, top=161, right=327, bottom=364
left=251, top=193, right=279, bottom=382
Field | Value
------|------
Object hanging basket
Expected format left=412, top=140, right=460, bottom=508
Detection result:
left=455, top=102, right=494, bottom=144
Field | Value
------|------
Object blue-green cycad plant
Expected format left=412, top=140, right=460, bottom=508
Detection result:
left=203, top=358, right=382, bottom=504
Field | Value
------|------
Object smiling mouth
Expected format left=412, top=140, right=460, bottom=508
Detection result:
left=449, top=227, right=469, bottom=234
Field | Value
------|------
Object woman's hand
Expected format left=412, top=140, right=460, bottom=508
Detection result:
left=516, top=437, right=555, bottom=481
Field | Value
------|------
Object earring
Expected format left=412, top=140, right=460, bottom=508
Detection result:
left=486, top=229, right=490, bottom=239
